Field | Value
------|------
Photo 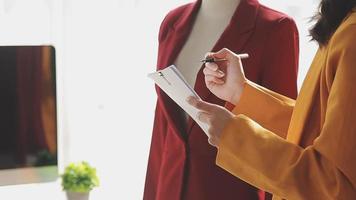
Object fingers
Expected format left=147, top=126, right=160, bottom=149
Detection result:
left=205, top=49, right=228, bottom=60
left=203, top=66, right=225, bottom=78
left=205, top=75, right=224, bottom=85
left=213, top=48, right=232, bottom=59
left=204, top=52, right=215, bottom=60
left=205, top=62, right=219, bottom=71
left=206, top=48, right=242, bottom=63
left=187, top=97, right=216, bottom=112
left=203, top=64, right=225, bottom=86
left=186, top=98, right=233, bottom=148
left=204, top=50, right=230, bottom=62
left=197, top=111, right=210, bottom=124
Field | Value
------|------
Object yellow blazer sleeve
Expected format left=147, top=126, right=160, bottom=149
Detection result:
left=216, top=25, right=356, bottom=199
left=232, top=80, right=295, bottom=138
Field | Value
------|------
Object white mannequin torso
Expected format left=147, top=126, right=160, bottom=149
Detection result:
left=174, top=0, right=241, bottom=87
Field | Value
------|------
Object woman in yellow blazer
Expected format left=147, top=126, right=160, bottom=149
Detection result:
left=187, top=1, right=356, bottom=199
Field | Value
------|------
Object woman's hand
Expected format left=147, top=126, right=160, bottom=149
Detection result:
left=187, top=96, right=235, bottom=148
left=204, top=48, right=247, bottom=105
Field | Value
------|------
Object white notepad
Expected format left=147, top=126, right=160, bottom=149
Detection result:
left=148, top=65, right=209, bottom=134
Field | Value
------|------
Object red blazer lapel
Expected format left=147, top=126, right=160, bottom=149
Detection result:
left=157, top=1, right=201, bottom=70
left=156, top=1, right=201, bottom=140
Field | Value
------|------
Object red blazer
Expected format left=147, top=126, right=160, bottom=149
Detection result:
left=144, top=0, right=299, bottom=199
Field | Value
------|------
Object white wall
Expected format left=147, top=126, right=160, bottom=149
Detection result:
left=0, top=0, right=319, bottom=199
left=59, top=0, right=190, bottom=199
left=0, top=0, right=66, bottom=199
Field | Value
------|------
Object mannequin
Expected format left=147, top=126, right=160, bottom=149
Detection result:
left=144, top=0, right=299, bottom=200
left=175, top=0, right=241, bottom=87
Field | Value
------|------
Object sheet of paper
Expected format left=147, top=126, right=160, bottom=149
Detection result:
left=148, top=65, right=209, bottom=134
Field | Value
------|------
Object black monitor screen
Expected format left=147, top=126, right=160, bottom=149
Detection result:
left=0, top=46, right=57, bottom=170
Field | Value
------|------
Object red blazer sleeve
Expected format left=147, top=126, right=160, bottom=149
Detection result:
left=143, top=100, right=168, bottom=199
left=260, top=17, right=299, bottom=99
left=143, top=12, right=172, bottom=200
left=226, top=17, right=299, bottom=111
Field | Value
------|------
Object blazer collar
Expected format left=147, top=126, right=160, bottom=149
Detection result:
left=172, top=0, right=200, bottom=34
left=158, top=0, right=260, bottom=71
left=173, top=0, right=259, bottom=35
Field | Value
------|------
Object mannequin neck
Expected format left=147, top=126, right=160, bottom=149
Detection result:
left=200, top=0, right=241, bottom=19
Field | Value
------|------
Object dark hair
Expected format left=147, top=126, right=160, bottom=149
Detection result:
left=310, top=0, right=356, bottom=46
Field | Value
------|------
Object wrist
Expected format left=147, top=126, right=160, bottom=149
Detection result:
left=231, top=80, right=247, bottom=105
left=216, top=111, right=235, bottom=148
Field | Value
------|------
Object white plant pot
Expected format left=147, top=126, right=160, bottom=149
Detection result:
left=66, top=191, right=90, bottom=200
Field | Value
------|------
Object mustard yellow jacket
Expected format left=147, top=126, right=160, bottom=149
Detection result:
left=216, top=11, right=356, bottom=200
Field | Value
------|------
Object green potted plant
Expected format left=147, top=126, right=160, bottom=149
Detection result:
left=61, top=161, right=99, bottom=200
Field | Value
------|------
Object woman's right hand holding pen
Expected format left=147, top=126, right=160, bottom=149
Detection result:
left=203, top=48, right=247, bottom=105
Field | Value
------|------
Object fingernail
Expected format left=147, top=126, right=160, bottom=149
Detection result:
left=206, top=63, right=218, bottom=71
left=197, top=112, right=201, bottom=120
